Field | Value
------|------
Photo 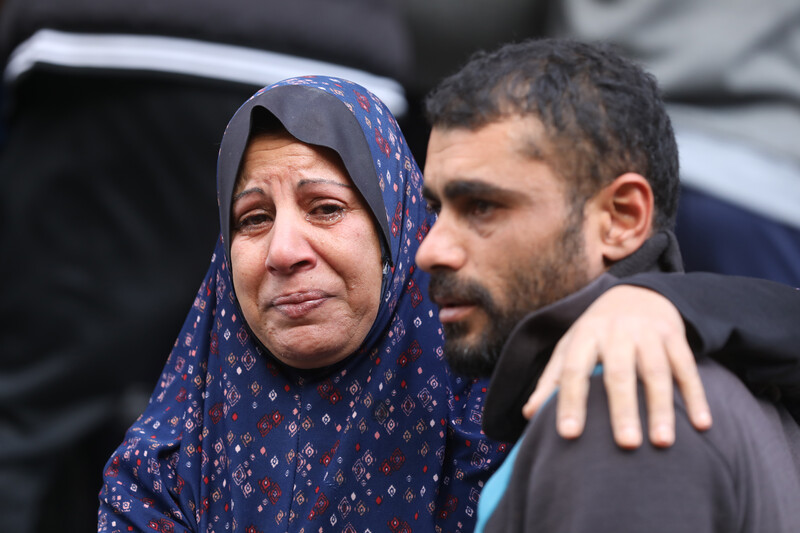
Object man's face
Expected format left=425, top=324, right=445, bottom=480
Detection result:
left=416, top=117, right=596, bottom=378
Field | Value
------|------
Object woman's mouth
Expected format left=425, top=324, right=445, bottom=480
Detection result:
left=270, top=290, right=330, bottom=319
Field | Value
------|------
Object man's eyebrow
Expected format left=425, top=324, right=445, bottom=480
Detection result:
left=441, top=179, right=515, bottom=200
left=422, top=185, right=439, bottom=203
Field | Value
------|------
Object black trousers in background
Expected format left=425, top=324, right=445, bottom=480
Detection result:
left=0, top=70, right=256, bottom=533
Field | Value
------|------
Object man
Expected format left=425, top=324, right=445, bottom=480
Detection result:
left=416, top=38, right=800, bottom=532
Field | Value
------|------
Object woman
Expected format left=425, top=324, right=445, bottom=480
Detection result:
left=98, top=76, right=504, bottom=532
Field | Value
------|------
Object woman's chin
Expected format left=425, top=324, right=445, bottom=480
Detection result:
left=256, top=316, right=373, bottom=370
left=266, top=336, right=354, bottom=370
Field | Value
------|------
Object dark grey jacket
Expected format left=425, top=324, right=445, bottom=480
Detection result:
left=480, top=231, right=800, bottom=532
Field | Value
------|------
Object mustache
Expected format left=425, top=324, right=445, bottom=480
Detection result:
left=427, top=272, right=495, bottom=311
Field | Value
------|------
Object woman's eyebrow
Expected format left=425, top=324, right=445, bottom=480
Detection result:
left=232, top=187, right=264, bottom=203
left=297, top=178, right=354, bottom=189
left=233, top=178, right=353, bottom=203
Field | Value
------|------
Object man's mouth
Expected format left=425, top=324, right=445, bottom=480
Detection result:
left=270, top=290, right=330, bottom=319
left=428, top=274, right=493, bottom=325
left=432, top=297, right=476, bottom=323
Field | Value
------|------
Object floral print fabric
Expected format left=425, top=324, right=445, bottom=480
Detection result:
left=98, top=76, right=507, bottom=533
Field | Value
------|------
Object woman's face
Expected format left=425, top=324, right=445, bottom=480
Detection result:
left=230, top=131, right=383, bottom=368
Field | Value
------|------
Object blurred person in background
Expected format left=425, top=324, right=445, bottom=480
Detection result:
left=0, top=2, right=414, bottom=531
left=544, top=0, right=800, bottom=288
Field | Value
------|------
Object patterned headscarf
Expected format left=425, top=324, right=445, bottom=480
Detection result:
left=98, top=77, right=507, bottom=533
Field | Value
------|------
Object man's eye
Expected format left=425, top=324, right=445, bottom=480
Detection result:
left=308, top=203, right=345, bottom=224
left=424, top=201, right=441, bottom=215
left=469, top=199, right=495, bottom=217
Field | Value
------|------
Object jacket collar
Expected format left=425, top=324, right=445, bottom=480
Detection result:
left=482, top=230, right=683, bottom=442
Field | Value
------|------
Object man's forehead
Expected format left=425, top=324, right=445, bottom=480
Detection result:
left=423, top=118, right=555, bottom=196
left=429, top=116, right=546, bottom=156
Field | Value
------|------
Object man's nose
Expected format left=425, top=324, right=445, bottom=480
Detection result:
left=415, top=216, right=466, bottom=272
left=265, top=212, right=316, bottom=274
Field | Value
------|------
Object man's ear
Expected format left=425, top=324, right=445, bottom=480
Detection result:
left=587, top=172, right=654, bottom=266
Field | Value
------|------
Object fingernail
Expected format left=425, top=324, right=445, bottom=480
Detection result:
left=522, top=403, right=534, bottom=419
left=696, top=411, right=712, bottom=429
left=559, top=417, right=579, bottom=438
left=654, top=424, right=673, bottom=446
left=620, top=426, right=641, bottom=447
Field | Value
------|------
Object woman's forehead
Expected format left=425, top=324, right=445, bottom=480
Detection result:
left=236, top=132, right=353, bottom=191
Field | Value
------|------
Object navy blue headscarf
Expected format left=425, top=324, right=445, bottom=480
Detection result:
left=98, top=77, right=507, bottom=533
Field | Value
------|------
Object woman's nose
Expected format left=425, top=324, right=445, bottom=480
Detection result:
left=265, top=212, right=316, bottom=274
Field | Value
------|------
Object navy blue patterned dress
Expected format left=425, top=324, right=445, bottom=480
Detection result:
left=98, top=76, right=508, bottom=533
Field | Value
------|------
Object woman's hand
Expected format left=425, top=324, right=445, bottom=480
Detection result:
left=522, top=285, right=713, bottom=449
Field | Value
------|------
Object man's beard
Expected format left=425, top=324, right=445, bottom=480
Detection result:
left=428, top=214, right=591, bottom=378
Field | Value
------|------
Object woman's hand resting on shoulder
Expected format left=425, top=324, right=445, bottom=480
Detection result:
left=523, top=285, right=713, bottom=449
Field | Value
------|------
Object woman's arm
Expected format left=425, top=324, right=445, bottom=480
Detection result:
left=524, top=272, right=800, bottom=448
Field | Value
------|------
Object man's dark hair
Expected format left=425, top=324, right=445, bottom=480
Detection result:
left=424, top=38, right=679, bottom=230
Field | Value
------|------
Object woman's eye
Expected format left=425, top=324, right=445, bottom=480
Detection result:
left=308, top=203, right=345, bottom=224
left=235, top=212, right=272, bottom=232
